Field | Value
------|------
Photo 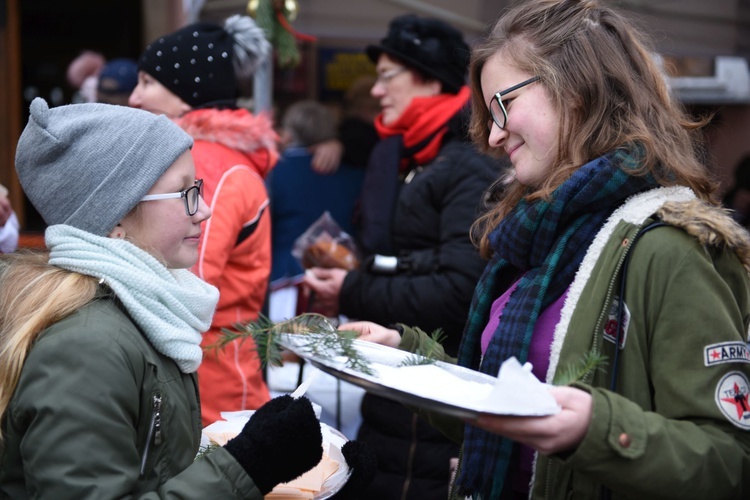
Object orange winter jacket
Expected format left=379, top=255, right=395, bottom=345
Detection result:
left=175, top=108, right=279, bottom=426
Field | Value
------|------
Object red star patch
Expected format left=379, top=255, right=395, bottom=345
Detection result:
left=721, top=382, right=750, bottom=419
left=716, top=372, right=750, bottom=430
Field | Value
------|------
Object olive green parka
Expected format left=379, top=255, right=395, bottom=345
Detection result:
left=400, top=188, right=750, bottom=500
left=0, top=293, right=264, bottom=499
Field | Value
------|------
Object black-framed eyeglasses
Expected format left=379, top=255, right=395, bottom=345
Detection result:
left=488, top=76, right=541, bottom=130
left=141, top=179, right=204, bottom=216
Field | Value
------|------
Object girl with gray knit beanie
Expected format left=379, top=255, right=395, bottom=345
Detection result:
left=129, top=14, right=279, bottom=428
left=0, top=98, right=323, bottom=498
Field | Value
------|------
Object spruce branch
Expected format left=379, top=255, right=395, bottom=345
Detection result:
left=211, top=314, right=449, bottom=377
left=553, top=349, right=609, bottom=386
left=212, top=313, right=374, bottom=374
left=399, top=329, right=447, bottom=367
left=195, top=442, right=221, bottom=461
left=216, top=315, right=285, bottom=368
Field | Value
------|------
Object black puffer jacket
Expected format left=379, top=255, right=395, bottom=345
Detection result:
left=340, top=111, right=502, bottom=499
left=341, top=137, right=498, bottom=354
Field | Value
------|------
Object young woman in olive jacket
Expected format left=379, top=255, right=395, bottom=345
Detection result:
left=339, top=0, right=750, bottom=498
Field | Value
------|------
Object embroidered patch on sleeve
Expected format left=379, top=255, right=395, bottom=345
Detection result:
left=704, top=342, right=750, bottom=367
left=603, top=297, right=630, bottom=349
left=715, top=371, right=750, bottom=430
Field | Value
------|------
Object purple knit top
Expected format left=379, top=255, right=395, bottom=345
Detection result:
left=479, top=278, right=569, bottom=497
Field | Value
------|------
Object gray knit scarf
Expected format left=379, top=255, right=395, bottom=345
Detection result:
left=46, top=224, right=219, bottom=373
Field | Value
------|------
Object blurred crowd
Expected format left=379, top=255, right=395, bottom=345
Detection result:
left=1, top=2, right=749, bottom=499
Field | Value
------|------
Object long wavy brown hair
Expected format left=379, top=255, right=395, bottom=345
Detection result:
left=469, top=0, right=717, bottom=258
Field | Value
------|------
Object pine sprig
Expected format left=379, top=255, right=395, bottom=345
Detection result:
left=290, top=327, right=375, bottom=376
left=399, top=329, right=447, bottom=367
left=195, top=442, right=221, bottom=461
left=212, top=314, right=449, bottom=377
left=212, top=313, right=375, bottom=374
left=553, top=349, right=609, bottom=386
left=216, top=315, right=285, bottom=368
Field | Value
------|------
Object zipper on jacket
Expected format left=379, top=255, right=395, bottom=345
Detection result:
left=586, top=228, right=639, bottom=384
left=448, top=444, right=464, bottom=500
left=140, top=393, right=163, bottom=477
left=543, top=225, right=648, bottom=499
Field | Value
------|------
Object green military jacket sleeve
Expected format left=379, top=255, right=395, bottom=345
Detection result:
left=0, top=297, right=264, bottom=499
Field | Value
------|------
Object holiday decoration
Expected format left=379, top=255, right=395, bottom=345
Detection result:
left=248, top=0, right=316, bottom=69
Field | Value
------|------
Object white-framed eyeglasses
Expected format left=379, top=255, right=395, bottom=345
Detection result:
left=141, top=179, right=203, bottom=216
left=488, top=76, right=541, bottom=130
left=375, top=66, right=409, bottom=86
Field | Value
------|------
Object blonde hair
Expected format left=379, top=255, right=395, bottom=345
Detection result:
left=468, top=0, right=716, bottom=258
left=0, top=251, right=98, bottom=441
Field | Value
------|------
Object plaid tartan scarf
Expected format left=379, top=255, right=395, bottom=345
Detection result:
left=454, top=149, right=656, bottom=499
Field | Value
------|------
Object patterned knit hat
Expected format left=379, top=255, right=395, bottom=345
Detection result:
left=366, top=14, right=470, bottom=94
left=15, top=98, right=193, bottom=236
left=138, top=15, right=270, bottom=108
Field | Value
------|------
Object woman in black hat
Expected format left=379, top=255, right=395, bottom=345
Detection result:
left=304, top=14, right=504, bottom=500
left=338, top=0, right=750, bottom=498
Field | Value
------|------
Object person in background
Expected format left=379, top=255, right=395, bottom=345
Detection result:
left=269, top=99, right=364, bottom=282
left=309, top=75, right=381, bottom=175
left=0, top=189, right=19, bottom=254
left=96, top=58, right=138, bottom=105
left=129, top=15, right=278, bottom=426
left=66, top=50, right=105, bottom=103
left=338, top=75, right=380, bottom=169
left=0, top=97, right=323, bottom=498
left=723, top=154, right=750, bottom=229
left=267, top=100, right=367, bottom=443
left=343, top=0, right=750, bottom=498
left=304, top=14, right=501, bottom=500
left=66, top=52, right=138, bottom=106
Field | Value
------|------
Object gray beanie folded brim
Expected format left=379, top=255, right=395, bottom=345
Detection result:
left=16, top=98, right=193, bottom=236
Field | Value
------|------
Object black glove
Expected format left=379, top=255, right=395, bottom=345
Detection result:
left=224, top=395, right=323, bottom=495
left=329, top=440, right=377, bottom=500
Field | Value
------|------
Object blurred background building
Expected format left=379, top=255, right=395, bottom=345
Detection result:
left=2, top=0, right=750, bottom=239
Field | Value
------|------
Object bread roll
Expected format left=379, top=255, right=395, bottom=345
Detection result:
left=302, top=241, right=359, bottom=270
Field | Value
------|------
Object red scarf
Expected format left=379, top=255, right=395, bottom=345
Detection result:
left=374, top=86, right=470, bottom=170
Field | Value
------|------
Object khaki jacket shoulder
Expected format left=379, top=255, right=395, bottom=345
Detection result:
left=403, top=187, right=750, bottom=500
left=0, top=296, right=262, bottom=499
left=534, top=190, right=750, bottom=500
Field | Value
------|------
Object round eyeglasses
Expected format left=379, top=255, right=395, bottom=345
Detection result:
left=488, top=76, right=541, bottom=130
left=141, top=179, right=204, bottom=216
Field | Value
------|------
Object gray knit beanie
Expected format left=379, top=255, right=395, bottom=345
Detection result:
left=15, top=98, right=193, bottom=236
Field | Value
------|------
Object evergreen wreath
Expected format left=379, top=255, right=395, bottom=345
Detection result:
left=247, top=0, right=316, bottom=69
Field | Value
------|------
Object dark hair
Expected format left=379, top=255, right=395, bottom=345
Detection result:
left=282, top=100, right=337, bottom=147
